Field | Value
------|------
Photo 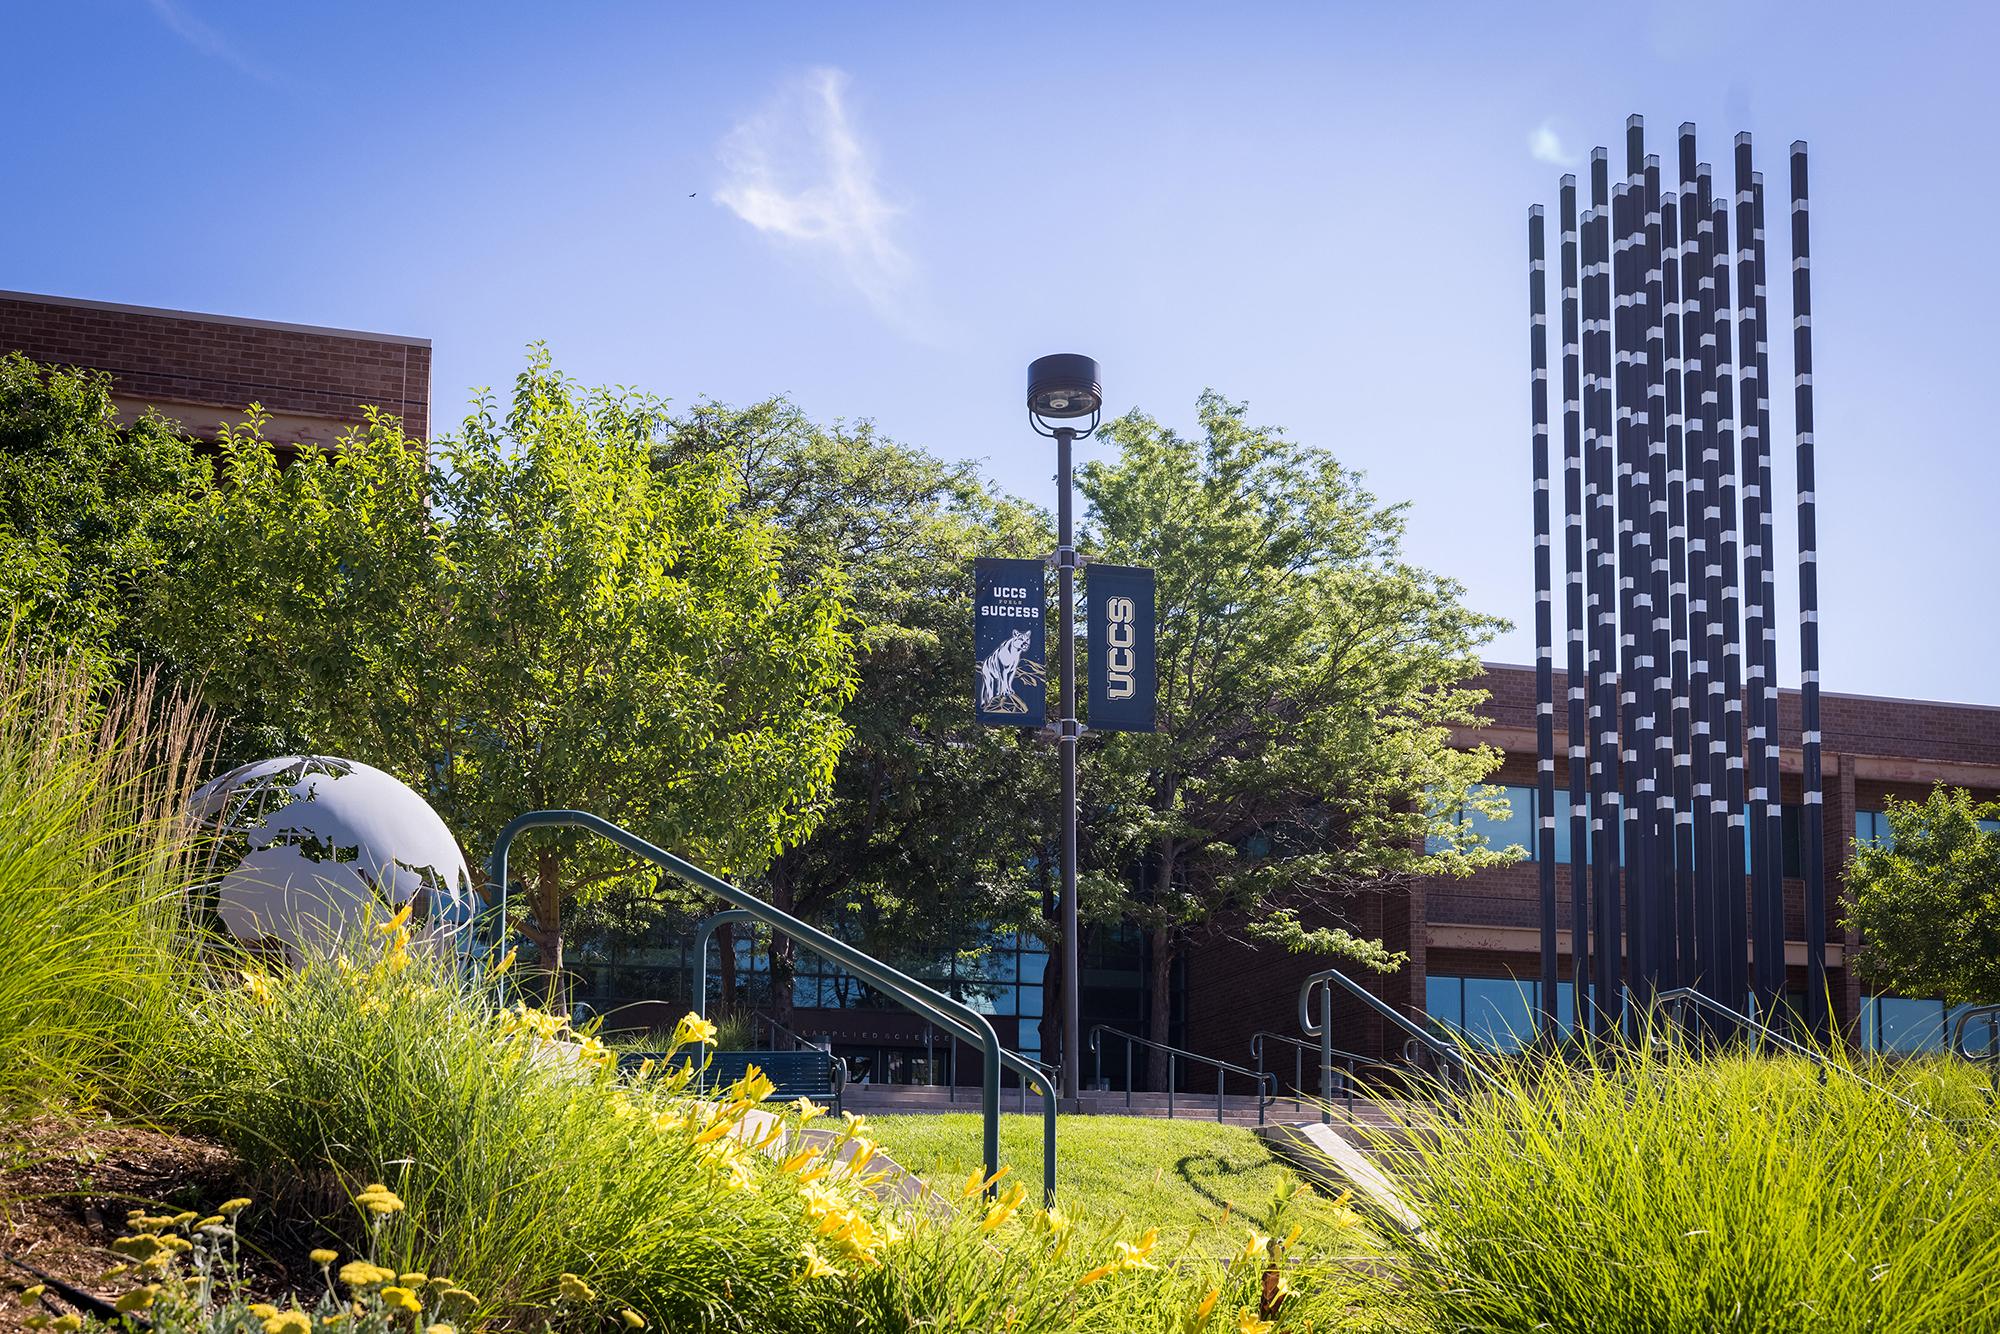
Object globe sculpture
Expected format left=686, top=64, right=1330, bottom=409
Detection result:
left=189, top=755, right=478, bottom=960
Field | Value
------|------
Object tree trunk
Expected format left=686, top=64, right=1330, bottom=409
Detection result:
left=534, top=848, right=565, bottom=1013
left=1146, top=924, right=1176, bottom=1091
left=715, top=923, right=738, bottom=1010
left=768, top=858, right=798, bottom=1036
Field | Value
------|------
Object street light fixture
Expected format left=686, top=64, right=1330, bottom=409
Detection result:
left=1027, top=353, right=1100, bottom=1101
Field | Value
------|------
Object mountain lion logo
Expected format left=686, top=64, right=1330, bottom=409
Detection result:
left=978, top=628, right=1043, bottom=714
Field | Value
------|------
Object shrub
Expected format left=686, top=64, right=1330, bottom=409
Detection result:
left=1368, top=1040, right=2000, bottom=1332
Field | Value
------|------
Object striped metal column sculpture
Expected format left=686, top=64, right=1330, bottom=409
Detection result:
left=1526, top=115, right=1829, bottom=1038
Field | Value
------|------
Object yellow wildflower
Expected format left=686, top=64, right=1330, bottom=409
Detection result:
left=380, top=1285, right=423, bottom=1314
left=241, top=971, right=274, bottom=1006
left=426, top=1326, right=457, bottom=1334
left=378, top=902, right=413, bottom=934
left=1076, top=1263, right=1117, bottom=1286
left=263, top=1310, right=312, bottom=1334
left=353, top=1183, right=405, bottom=1216
left=834, top=1110, right=869, bottom=1141
left=791, top=1096, right=827, bottom=1123
left=195, top=1215, right=224, bottom=1230
left=113, top=1287, right=158, bottom=1313
left=558, top=1272, right=596, bottom=1303
left=961, top=1163, right=1011, bottom=1198
left=18, top=1285, right=46, bottom=1304
left=436, top=1288, right=479, bottom=1315
left=339, top=1260, right=396, bottom=1288
left=218, top=1197, right=253, bottom=1215
left=845, top=1137, right=879, bottom=1176
left=310, top=1248, right=340, bottom=1266
left=110, top=1234, right=163, bottom=1262
left=620, top=1311, right=646, bottom=1330
left=1188, top=1288, right=1221, bottom=1329
left=781, top=1146, right=822, bottom=1175
left=798, top=1242, right=842, bottom=1281
left=726, top=1065, right=777, bottom=1105
left=1239, top=1229, right=1272, bottom=1262
left=671, top=1011, right=718, bottom=1048
left=491, top=946, right=518, bottom=976
left=979, top=1180, right=1029, bottom=1235
left=248, top=1304, right=280, bottom=1319
left=1235, top=1309, right=1275, bottom=1334
left=399, top=1273, right=428, bottom=1286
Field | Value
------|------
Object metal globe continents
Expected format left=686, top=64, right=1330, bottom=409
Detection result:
left=190, top=755, right=477, bottom=959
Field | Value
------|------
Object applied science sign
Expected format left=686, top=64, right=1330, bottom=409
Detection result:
left=1086, top=564, right=1156, bottom=733
left=973, top=557, right=1046, bottom=727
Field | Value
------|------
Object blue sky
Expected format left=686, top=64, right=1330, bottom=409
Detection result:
left=6, top=2, right=1995, bottom=703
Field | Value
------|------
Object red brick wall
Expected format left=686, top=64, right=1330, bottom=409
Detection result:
left=0, top=291, right=430, bottom=441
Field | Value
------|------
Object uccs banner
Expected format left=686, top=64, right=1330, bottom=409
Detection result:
left=973, top=557, right=1047, bottom=727
left=1087, top=564, right=1156, bottom=732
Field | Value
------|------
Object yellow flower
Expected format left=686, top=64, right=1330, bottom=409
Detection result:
left=339, top=1260, right=396, bottom=1288
left=1188, top=1287, right=1221, bottom=1329
left=798, top=1242, right=842, bottom=1281
left=240, top=971, right=274, bottom=1006
left=620, top=1310, right=646, bottom=1329
left=491, top=946, right=518, bottom=977
left=310, top=1249, right=340, bottom=1267
left=113, top=1287, right=159, bottom=1313
left=1239, top=1229, right=1272, bottom=1262
left=436, top=1288, right=479, bottom=1315
left=1076, top=1263, right=1117, bottom=1286
left=263, top=1310, right=312, bottom=1334
left=1113, top=1226, right=1160, bottom=1271
left=727, top=1065, right=777, bottom=1105
left=1283, top=1223, right=1303, bottom=1249
left=834, top=1110, right=869, bottom=1141
left=353, top=1183, right=405, bottom=1216
left=18, top=1285, right=46, bottom=1304
left=979, top=1181, right=1029, bottom=1235
left=671, top=1011, right=718, bottom=1048
left=558, top=1272, right=596, bottom=1303
left=781, top=1146, right=822, bottom=1175
left=1235, top=1309, right=1275, bottom=1334
left=961, top=1163, right=1011, bottom=1199
left=51, top=1317, right=81, bottom=1333
left=398, top=1273, right=428, bottom=1286
left=426, top=1326, right=457, bottom=1334
left=378, top=901, right=413, bottom=934
left=791, top=1096, right=827, bottom=1123
left=218, top=1197, right=253, bottom=1215
left=110, top=1234, right=164, bottom=1262
left=380, top=1285, right=423, bottom=1314
left=248, top=1304, right=280, bottom=1319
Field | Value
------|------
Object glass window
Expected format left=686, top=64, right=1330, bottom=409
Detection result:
left=1425, top=975, right=1463, bottom=1031
left=1463, top=976, right=1537, bottom=1053
left=1865, top=995, right=1948, bottom=1053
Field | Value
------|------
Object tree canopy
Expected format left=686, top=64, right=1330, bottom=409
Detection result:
left=1079, top=392, right=1508, bottom=1079
left=145, top=354, right=856, bottom=998
left=1843, top=785, right=2000, bottom=1008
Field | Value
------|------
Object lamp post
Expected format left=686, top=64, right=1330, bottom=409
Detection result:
left=1027, top=353, right=1101, bottom=1101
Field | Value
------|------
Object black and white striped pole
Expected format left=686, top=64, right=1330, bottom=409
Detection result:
left=1559, top=174, right=1593, bottom=1026
left=1530, top=204, right=1561, bottom=1039
left=1751, top=169, right=1788, bottom=1013
left=1790, top=141, right=1829, bottom=1039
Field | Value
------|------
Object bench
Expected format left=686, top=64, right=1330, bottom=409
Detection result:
left=618, top=1048, right=845, bottom=1114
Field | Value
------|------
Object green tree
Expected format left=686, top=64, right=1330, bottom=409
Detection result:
left=146, top=354, right=855, bottom=998
left=1842, top=785, right=2000, bottom=1007
left=1080, top=393, right=1508, bottom=1084
left=665, top=400, right=1056, bottom=1026
left=0, top=352, right=205, bottom=666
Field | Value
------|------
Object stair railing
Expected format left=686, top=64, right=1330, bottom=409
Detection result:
left=489, top=810, right=1024, bottom=1201
left=692, top=907, right=1058, bottom=1202
left=1947, top=1003, right=2000, bottom=1101
left=1299, top=966, right=1489, bottom=1123
left=1656, top=986, right=1933, bottom=1119
left=1253, top=1030, right=1371, bottom=1113
left=1086, top=1025, right=1276, bottom=1125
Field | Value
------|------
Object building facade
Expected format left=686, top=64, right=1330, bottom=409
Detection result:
left=1, top=290, right=430, bottom=447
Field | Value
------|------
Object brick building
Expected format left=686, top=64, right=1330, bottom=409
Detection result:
left=0, top=290, right=430, bottom=447
left=1182, top=662, right=2000, bottom=1077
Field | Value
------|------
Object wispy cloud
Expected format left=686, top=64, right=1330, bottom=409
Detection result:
left=1528, top=120, right=1577, bottom=167
left=143, top=0, right=272, bottom=82
left=715, top=69, right=920, bottom=329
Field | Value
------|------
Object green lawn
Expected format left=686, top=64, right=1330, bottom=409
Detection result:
left=867, top=1112, right=1371, bottom=1259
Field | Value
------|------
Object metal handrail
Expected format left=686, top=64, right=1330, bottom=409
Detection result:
left=489, top=810, right=1013, bottom=1199
left=1252, top=1030, right=1375, bottom=1112
left=1656, top=987, right=1933, bottom=1119
left=692, top=907, right=1058, bottom=1205
left=1947, top=1003, right=2000, bottom=1100
left=1299, top=967, right=1490, bottom=1119
left=1087, top=1025, right=1276, bottom=1125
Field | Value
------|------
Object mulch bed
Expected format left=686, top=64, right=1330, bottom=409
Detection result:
left=0, top=1113, right=286, bottom=1330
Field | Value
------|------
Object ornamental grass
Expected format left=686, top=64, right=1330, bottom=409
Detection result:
left=1365, top=1036, right=2000, bottom=1333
